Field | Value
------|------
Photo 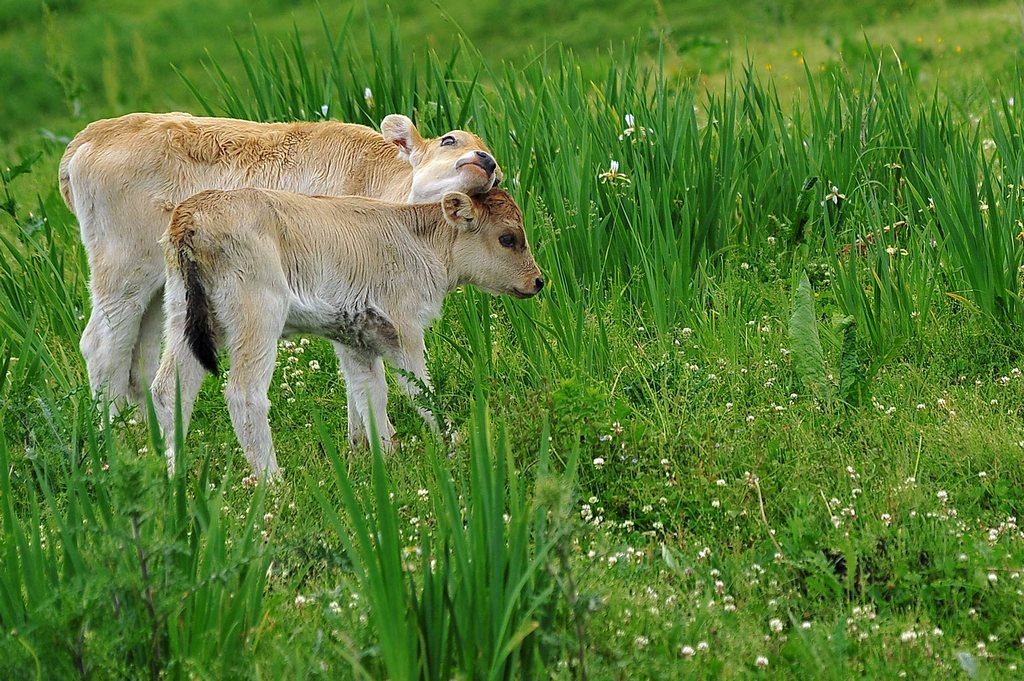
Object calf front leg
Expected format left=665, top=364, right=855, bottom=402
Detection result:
left=332, top=341, right=365, bottom=450
left=336, top=346, right=395, bottom=452
left=389, top=334, right=441, bottom=435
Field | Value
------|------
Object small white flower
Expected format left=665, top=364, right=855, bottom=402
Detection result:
left=593, top=457, right=605, bottom=468
left=756, top=655, right=769, bottom=668
left=295, top=595, right=307, bottom=607
left=824, top=184, right=846, bottom=205
left=598, top=159, right=631, bottom=184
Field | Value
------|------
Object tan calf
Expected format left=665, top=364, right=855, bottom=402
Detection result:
left=151, top=187, right=543, bottom=477
left=59, top=112, right=502, bottom=413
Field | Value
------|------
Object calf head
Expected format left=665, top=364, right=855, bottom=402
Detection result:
left=444, top=189, right=544, bottom=299
left=381, top=114, right=503, bottom=202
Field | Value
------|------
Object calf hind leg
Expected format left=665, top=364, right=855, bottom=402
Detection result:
left=82, top=255, right=164, bottom=415
left=151, top=331, right=212, bottom=476
left=224, top=309, right=287, bottom=478
left=129, top=290, right=166, bottom=410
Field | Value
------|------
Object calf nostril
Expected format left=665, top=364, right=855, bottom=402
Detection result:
left=535, top=277, right=545, bottom=291
left=475, top=150, right=497, bottom=173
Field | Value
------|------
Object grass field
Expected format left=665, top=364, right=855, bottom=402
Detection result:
left=4, top=1, right=1024, bottom=679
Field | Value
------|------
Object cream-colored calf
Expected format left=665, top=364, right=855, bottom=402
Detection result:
left=59, top=112, right=502, bottom=413
left=151, top=187, right=543, bottom=476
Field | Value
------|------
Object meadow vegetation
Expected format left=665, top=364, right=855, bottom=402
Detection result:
left=3, top=1, right=1024, bottom=678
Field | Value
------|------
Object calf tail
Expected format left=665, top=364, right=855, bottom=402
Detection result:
left=180, top=249, right=220, bottom=377
left=169, top=208, right=220, bottom=377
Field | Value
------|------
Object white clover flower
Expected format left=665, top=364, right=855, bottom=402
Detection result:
left=756, top=655, right=769, bottom=668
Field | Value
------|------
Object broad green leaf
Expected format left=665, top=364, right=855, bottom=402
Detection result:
left=788, top=271, right=828, bottom=398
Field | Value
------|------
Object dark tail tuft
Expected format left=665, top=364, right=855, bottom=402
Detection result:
left=180, top=249, right=220, bottom=377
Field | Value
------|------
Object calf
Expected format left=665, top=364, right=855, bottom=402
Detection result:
left=151, top=187, right=543, bottom=476
left=59, top=112, right=502, bottom=413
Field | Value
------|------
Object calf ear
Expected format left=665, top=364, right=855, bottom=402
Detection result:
left=381, top=114, right=422, bottom=162
left=442, top=192, right=477, bottom=230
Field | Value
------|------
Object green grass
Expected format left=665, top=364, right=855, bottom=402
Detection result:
left=5, top=3, right=1024, bottom=679
left=2, top=0, right=1022, bottom=141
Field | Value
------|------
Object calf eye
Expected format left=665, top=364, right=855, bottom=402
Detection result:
left=440, top=135, right=456, bottom=147
left=499, top=233, right=516, bottom=248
